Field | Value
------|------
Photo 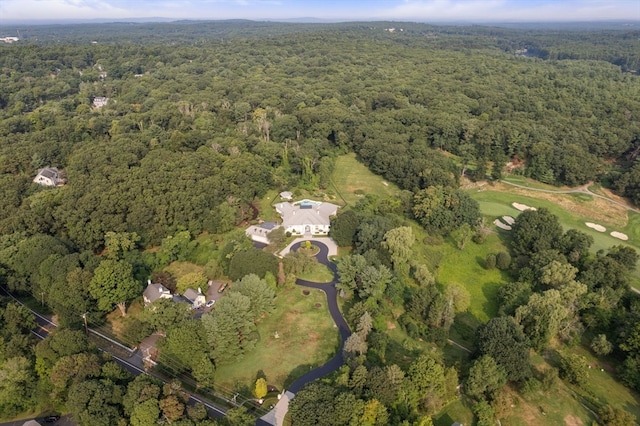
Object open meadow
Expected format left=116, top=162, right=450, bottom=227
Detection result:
left=331, top=152, right=401, bottom=206
left=214, top=287, right=339, bottom=391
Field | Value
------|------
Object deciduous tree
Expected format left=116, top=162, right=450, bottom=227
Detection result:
left=89, top=259, right=141, bottom=316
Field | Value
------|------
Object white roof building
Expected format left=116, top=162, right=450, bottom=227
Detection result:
left=274, top=199, right=339, bottom=236
left=92, top=96, right=109, bottom=108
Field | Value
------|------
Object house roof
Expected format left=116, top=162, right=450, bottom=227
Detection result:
left=23, top=421, right=42, bottom=426
left=34, top=167, right=60, bottom=185
left=143, top=283, right=171, bottom=303
left=280, top=191, right=293, bottom=200
left=38, top=167, right=59, bottom=179
left=274, top=200, right=339, bottom=227
left=183, top=288, right=204, bottom=302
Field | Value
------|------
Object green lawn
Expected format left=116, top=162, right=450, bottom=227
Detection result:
left=331, top=152, right=401, bottom=206
left=433, top=399, right=474, bottom=426
left=164, top=261, right=204, bottom=278
left=214, top=287, right=339, bottom=391
left=547, top=345, right=640, bottom=420
left=256, top=189, right=281, bottom=222
left=297, top=262, right=335, bottom=283
left=427, top=233, right=511, bottom=322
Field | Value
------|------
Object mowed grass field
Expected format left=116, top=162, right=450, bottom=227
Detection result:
left=332, top=152, right=401, bottom=206
left=214, top=287, right=339, bottom=391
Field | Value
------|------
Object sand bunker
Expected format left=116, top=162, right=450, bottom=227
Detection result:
left=585, top=222, right=606, bottom=232
left=610, top=231, right=629, bottom=241
left=502, top=215, right=515, bottom=225
left=494, top=219, right=512, bottom=230
left=512, top=202, right=537, bottom=212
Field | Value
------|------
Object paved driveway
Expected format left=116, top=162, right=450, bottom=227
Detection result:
left=278, top=236, right=338, bottom=258
left=259, top=239, right=350, bottom=426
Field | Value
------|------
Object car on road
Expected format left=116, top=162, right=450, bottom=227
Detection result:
left=205, top=300, right=215, bottom=308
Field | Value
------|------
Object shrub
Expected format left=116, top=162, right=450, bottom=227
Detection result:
left=485, top=253, right=497, bottom=269
left=496, top=251, right=512, bottom=270
left=559, top=352, right=589, bottom=387
left=177, top=272, right=208, bottom=294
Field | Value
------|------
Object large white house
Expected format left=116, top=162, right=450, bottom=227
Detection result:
left=274, top=199, right=339, bottom=236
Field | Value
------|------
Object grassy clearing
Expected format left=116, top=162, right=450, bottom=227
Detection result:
left=296, top=262, right=335, bottom=283
left=545, top=344, right=640, bottom=420
left=214, top=287, right=339, bottom=391
left=332, top=152, right=401, bottom=206
left=426, top=234, right=511, bottom=322
left=256, top=189, right=281, bottom=222
left=164, top=261, right=204, bottom=278
left=433, top=399, right=474, bottom=426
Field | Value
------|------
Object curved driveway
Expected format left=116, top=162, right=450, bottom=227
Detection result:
left=286, top=240, right=351, bottom=393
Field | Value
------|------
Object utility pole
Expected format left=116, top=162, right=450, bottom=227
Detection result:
left=81, top=312, right=88, bottom=336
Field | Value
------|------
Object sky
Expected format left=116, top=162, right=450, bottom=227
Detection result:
left=0, top=0, right=639, bottom=23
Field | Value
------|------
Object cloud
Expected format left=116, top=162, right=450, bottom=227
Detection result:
left=371, top=0, right=640, bottom=21
left=0, top=0, right=638, bottom=22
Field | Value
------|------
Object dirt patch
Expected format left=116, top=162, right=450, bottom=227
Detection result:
left=386, top=321, right=396, bottom=330
left=564, top=414, right=583, bottom=426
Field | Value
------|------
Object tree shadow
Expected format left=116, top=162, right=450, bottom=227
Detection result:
left=481, top=282, right=503, bottom=319
left=255, top=369, right=267, bottom=381
left=283, top=363, right=315, bottom=389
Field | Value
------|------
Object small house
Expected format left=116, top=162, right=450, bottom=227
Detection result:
left=33, top=167, right=61, bottom=187
left=92, top=96, right=109, bottom=108
left=184, top=288, right=206, bottom=309
left=246, top=221, right=280, bottom=244
left=143, top=282, right=172, bottom=306
left=279, top=191, right=293, bottom=200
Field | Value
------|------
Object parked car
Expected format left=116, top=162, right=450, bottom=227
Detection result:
left=217, top=282, right=228, bottom=293
left=44, top=415, right=60, bottom=423
left=205, top=300, right=215, bottom=308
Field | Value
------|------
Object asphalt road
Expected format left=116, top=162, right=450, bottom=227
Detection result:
left=0, top=288, right=227, bottom=423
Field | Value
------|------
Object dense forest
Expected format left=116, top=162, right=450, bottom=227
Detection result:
left=0, top=20, right=639, bottom=425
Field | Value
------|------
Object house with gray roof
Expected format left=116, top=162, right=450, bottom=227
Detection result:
left=143, top=282, right=173, bottom=306
left=246, top=221, right=280, bottom=244
left=274, top=199, right=339, bottom=236
left=184, top=288, right=206, bottom=309
left=33, top=167, right=61, bottom=187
